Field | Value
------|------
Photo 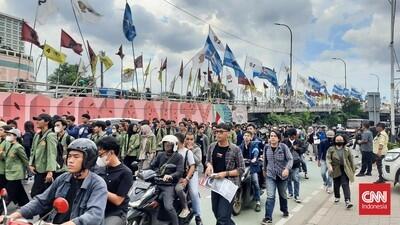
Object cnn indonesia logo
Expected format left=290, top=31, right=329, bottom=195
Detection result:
left=359, top=183, right=391, bottom=215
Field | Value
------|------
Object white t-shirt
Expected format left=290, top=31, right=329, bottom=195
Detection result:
left=178, top=147, right=195, bottom=169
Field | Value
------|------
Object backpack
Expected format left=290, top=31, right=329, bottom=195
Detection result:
left=56, top=134, right=72, bottom=169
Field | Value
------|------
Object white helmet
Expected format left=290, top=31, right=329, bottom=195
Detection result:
left=161, top=135, right=179, bottom=152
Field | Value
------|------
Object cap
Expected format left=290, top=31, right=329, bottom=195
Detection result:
left=6, top=128, right=21, bottom=138
left=93, top=121, right=107, bottom=130
left=33, top=113, right=52, bottom=122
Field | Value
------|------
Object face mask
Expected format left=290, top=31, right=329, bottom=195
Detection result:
left=112, top=129, right=117, bottom=133
left=5, top=136, right=15, bottom=142
left=54, top=127, right=62, bottom=133
left=96, top=154, right=108, bottom=167
left=336, top=142, right=345, bottom=147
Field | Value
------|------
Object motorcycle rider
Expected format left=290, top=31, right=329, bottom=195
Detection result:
left=94, top=136, right=133, bottom=225
left=239, top=131, right=261, bottom=212
left=148, top=135, right=184, bottom=225
left=4, top=139, right=108, bottom=225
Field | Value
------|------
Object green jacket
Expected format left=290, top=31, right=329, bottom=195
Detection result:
left=156, top=128, right=167, bottom=149
left=1, top=142, right=29, bottom=180
left=140, top=135, right=157, bottom=154
left=29, top=129, right=58, bottom=174
left=121, top=133, right=140, bottom=158
left=0, top=140, right=6, bottom=175
left=228, top=131, right=237, bottom=145
left=326, top=146, right=355, bottom=182
left=56, top=132, right=75, bottom=173
left=90, top=131, right=108, bottom=144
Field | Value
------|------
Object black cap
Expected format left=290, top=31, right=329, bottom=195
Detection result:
left=81, top=114, right=91, bottom=120
left=33, top=113, right=52, bottom=122
left=93, top=121, right=107, bottom=130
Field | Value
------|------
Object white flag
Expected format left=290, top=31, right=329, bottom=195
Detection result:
left=245, top=56, right=262, bottom=76
left=225, top=69, right=235, bottom=91
left=72, top=0, right=102, bottom=23
left=77, top=60, right=88, bottom=77
left=208, top=27, right=225, bottom=51
left=122, top=68, right=134, bottom=82
left=37, top=0, right=58, bottom=25
left=192, top=48, right=206, bottom=70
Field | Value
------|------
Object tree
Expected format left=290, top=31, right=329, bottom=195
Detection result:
left=198, top=83, right=235, bottom=101
left=341, top=97, right=363, bottom=117
left=48, top=63, right=92, bottom=88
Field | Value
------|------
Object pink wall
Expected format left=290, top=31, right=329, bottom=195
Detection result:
left=0, top=93, right=213, bottom=124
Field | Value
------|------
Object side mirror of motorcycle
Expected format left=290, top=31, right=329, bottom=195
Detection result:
left=131, top=161, right=139, bottom=172
left=53, top=197, right=69, bottom=214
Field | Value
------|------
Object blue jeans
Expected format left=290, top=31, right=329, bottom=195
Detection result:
left=251, top=172, right=261, bottom=201
left=211, top=191, right=235, bottom=225
left=265, top=176, right=288, bottom=219
left=287, top=168, right=300, bottom=197
left=320, top=160, right=332, bottom=188
left=188, top=171, right=201, bottom=216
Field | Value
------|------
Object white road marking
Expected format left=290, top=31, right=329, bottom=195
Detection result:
left=291, top=204, right=304, bottom=212
left=302, top=196, right=312, bottom=203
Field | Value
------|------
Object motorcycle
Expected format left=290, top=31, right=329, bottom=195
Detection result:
left=232, top=159, right=261, bottom=215
left=126, top=162, right=193, bottom=225
left=0, top=188, right=69, bottom=225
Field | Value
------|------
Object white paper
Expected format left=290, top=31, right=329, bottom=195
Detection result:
left=200, top=176, right=239, bottom=202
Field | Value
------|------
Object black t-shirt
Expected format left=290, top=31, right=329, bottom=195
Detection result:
left=243, top=143, right=250, bottom=159
left=100, top=163, right=133, bottom=217
left=53, top=177, right=83, bottom=224
left=212, top=145, right=228, bottom=173
left=196, top=135, right=204, bottom=152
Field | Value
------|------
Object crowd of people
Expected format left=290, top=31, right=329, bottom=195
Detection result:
left=0, top=113, right=390, bottom=225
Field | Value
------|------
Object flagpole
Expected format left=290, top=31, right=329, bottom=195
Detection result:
left=130, top=42, right=139, bottom=97
left=165, top=60, right=168, bottom=97
left=70, top=0, right=90, bottom=67
left=46, top=57, right=49, bottom=91
left=120, top=56, right=123, bottom=98
left=141, top=52, right=145, bottom=92
left=160, top=59, right=163, bottom=97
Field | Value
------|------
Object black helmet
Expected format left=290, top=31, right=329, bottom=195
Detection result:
left=67, top=139, right=98, bottom=170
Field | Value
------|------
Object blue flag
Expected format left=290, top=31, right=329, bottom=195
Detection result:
left=350, top=88, right=363, bottom=101
left=123, top=3, right=136, bottom=41
left=284, top=73, right=292, bottom=95
left=253, top=66, right=279, bottom=88
left=343, top=88, right=350, bottom=97
left=308, top=76, right=322, bottom=92
left=223, top=44, right=247, bottom=79
left=205, top=36, right=223, bottom=75
left=332, top=84, right=344, bottom=95
left=304, top=91, right=316, bottom=107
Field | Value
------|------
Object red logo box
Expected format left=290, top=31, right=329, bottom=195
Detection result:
left=359, top=183, right=391, bottom=215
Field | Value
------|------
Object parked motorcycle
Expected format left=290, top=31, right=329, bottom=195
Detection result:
left=126, top=162, right=193, bottom=225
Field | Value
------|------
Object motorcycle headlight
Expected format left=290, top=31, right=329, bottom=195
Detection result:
left=384, top=152, right=400, bottom=162
left=129, top=186, right=155, bottom=208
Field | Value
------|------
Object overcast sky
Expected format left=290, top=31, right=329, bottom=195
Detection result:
left=1, top=0, right=398, bottom=100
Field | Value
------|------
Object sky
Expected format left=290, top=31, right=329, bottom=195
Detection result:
left=1, top=0, right=399, bottom=100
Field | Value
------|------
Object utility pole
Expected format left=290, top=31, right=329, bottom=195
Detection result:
left=390, top=0, right=396, bottom=140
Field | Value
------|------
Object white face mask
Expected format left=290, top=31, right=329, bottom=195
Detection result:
left=54, top=127, right=62, bottom=133
left=112, top=129, right=117, bottom=133
left=96, top=155, right=108, bottom=167
left=5, top=135, right=15, bottom=142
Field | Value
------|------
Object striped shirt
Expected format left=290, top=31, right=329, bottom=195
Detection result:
left=263, top=143, right=293, bottom=180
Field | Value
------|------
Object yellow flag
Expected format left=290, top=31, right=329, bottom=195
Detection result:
left=99, top=55, right=113, bottom=71
left=43, top=43, right=66, bottom=64
left=187, top=68, right=193, bottom=87
left=144, top=59, right=151, bottom=77
left=158, top=70, right=162, bottom=82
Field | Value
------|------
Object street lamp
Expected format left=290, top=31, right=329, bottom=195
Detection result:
left=369, top=73, right=380, bottom=93
left=332, top=57, right=347, bottom=89
left=274, top=23, right=293, bottom=83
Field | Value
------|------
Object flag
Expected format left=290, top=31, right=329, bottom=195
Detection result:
left=60, top=29, right=83, bottom=55
left=238, top=75, right=250, bottom=86
left=21, top=22, right=41, bottom=48
left=187, top=68, right=193, bottom=87
left=304, top=92, right=316, bottom=107
left=284, top=73, right=292, bottom=96
left=99, top=54, right=113, bottom=71
left=215, top=112, right=222, bottom=124
left=223, top=44, right=238, bottom=68
left=160, top=58, right=167, bottom=71
left=144, top=59, right=151, bottom=76
left=225, top=70, right=234, bottom=91
left=123, top=2, right=136, bottom=41
left=297, top=74, right=307, bottom=86
left=332, top=84, right=344, bottom=96
left=178, top=61, right=184, bottom=78
left=43, top=43, right=66, bottom=64
left=78, top=60, right=88, bottom=77
left=122, top=68, right=134, bottom=82
left=37, top=0, right=58, bottom=25
left=87, top=41, right=97, bottom=75
left=197, top=68, right=201, bottom=81
left=116, top=45, right=124, bottom=59
left=134, top=55, right=143, bottom=68
left=204, top=36, right=223, bottom=75
left=253, top=66, right=279, bottom=88
left=350, top=88, right=363, bottom=100
left=206, top=70, right=213, bottom=83
left=208, top=27, right=225, bottom=51
left=72, top=0, right=102, bottom=23
left=263, top=82, right=268, bottom=89
left=308, top=76, right=322, bottom=92
left=246, top=56, right=262, bottom=73
left=192, top=48, right=206, bottom=70
left=249, top=79, right=257, bottom=93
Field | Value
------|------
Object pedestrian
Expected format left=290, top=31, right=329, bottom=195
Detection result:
left=261, top=130, right=293, bottom=224
left=53, top=119, right=74, bottom=178
left=90, top=121, right=108, bottom=144
left=105, top=120, right=113, bottom=136
left=121, top=124, right=140, bottom=173
left=30, top=113, right=58, bottom=198
left=326, top=134, right=355, bottom=208
left=22, top=121, right=35, bottom=159
left=0, top=125, right=12, bottom=190
left=179, top=122, right=188, bottom=135
left=306, top=126, right=316, bottom=161
left=373, top=123, right=389, bottom=183
left=6, top=120, right=18, bottom=129
left=138, top=124, right=157, bottom=169
left=195, top=125, right=209, bottom=172
left=356, top=122, right=374, bottom=177
left=3, top=128, right=30, bottom=208
left=205, top=123, right=245, bottom=225
left=317, top=130, right=335, bottom=194
left=65, top=115, right=79, bottom=139
left=282, top=128, right=305, bottom=203
left=78, top=114, right=92, bottom=138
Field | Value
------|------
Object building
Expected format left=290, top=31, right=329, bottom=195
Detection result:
left=0, top=12, right=34, bottom=82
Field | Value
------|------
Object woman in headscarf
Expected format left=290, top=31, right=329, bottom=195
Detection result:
left=138, top=124, right=157, bottom=169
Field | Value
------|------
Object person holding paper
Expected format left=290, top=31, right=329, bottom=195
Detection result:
left=205, top=123, right=245, bottom=225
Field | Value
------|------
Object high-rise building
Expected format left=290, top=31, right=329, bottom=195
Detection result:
left=0, top=12, right=24, bottom=53
left=0, top=12, right=34, bottom=82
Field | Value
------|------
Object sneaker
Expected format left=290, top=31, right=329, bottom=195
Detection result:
left=288, top=194, right=293, bottom=199
left=179, top=208, right=191, bottom=218
left=282, top=211, right=289, bottom=217
left=294, top=196, right=302, bottom=203
left=321, top=185, right=327, bottom=190
left=356, top=173, right=365, bottom=177
left=374, top=179, right=386, bottom=184
left=261, top=218, right=273, bottom=224
left=365, top=173, right=372, bottom=176
left=326, top=188, right=333, bottom=194
left=345, top=200, right=353, bottom=209
left=195, top=216, right=203, bottom=225
left=334, top=198, right=340, bottom=203
left=304, top=174, right=309, bottom=179
left=255, top=202, right=261, bottom=212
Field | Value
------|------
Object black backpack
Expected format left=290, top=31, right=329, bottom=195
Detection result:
left=56, top=134, right=72, bottom=169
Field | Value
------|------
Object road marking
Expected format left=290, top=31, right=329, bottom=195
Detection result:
left=291, top=204, right=304, bottom=212
left=303, top=196, right=312, bottom=203
left=311, top=190, right=319, bottom=196
left=307, top=206, right=330, bottom=224
left=275, top=215, right=292, bottom=225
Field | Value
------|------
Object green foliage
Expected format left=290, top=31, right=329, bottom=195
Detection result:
left=48, top=63, right=92, bottom=87
left=341, top=97, right=363, bottom=118
left=263, top=112, right=315, bottom=127
left=388, top=142, right=400, bottom=150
